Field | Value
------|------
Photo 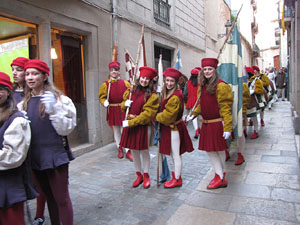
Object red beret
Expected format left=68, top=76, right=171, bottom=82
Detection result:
left=108, top=61, right=120, bottom=69
left=252, top=65, right=260, bottom=72
left=0, top=72, right=13, bottom=90
left=245, top=67, right=254, bottom=75
left=201, top=58, right=219, bottom=69
left=190, top=67, right=201, bottom=76
left=11, top=57, right=29, bottom=68
left=163, top=68, right=182, bottom=82
left=139, top=66, right=157, bottom=80
left=24, top=59, right=50, bottom=74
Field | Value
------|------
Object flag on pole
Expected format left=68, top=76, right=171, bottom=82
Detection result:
left=158, top=54, right=163, bottom=88
left=112, top=44, right=117, bottom=62
left=136, top=33, right=147, bottom=77
left=175, top=50, right=183, bottom=70
left=217, top=23, right=243, bottom=139
left=125, top=49, right=135, bottom=83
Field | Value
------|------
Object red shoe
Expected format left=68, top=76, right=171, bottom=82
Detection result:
left=225, top=150, right=230, bottom=161
left=261, top=119, right=265, bottom=127
left=208, top=173, right=218, bottom=186
left=132, top=172, right=143, bottom=187
left=126, top=150, right=133, bottom=162
left=248, top=119, right=253, bottom=126
left=207, top=174, right=227, bottom=189
left=118, top=147, right=124, bottom=159
left=235, top=153, right=245, bottom=165
left=250, top=130, right=259, bottom=139
left=143, top=173, right=150, bottom=189
left=243, top=129, right=247, bottom=137
left=164, top=172, right=182, bottom=188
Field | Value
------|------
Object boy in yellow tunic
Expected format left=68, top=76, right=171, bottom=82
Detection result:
left=98, top=61, right=133, bottom=161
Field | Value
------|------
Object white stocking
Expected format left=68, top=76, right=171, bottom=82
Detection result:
left=252, top=116, right=258, bottom=132
left=237, top=135, right=245, bottom=153
left=171, top=130, right=182, bottom=179
left=112, top=126, right=122, bottom=148
left=207, top=151, right=224, bottom=179
left=131, top=150, right=142, bottom=172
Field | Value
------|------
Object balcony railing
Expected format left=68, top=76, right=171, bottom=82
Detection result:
left=154, top=0, right=171, bottom=27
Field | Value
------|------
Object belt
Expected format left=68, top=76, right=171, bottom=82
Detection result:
left=200, top=118, right=223, bottom=124
left=170, top=119, right=182, bottom=129
left=109, top=103, right=121, bottom=106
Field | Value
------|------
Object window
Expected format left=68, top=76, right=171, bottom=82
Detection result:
left=154, top=45, right=171, bottom=71
left=153, top=0, right=171, bottom=27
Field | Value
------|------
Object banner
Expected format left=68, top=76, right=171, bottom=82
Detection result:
left=217, top=24, right=244, bottom=138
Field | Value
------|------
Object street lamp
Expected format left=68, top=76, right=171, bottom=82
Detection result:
left=217, top=20, right=233, bottom=39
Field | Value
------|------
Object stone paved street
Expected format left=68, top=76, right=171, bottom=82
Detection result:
left=27, top=100, right=300, bottom=225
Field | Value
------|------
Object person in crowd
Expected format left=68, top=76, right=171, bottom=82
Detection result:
left=11, top=57, right=29, bottom=103
left=99, top=61, right=133, bottom=161
left=0, top=72, right=37, bottom=225
left=186, top=58, right=233, bottom=189
left=267, top=67, right=278, bottom=109
left=120, top=66, right=159, bottom=189
left=18, top=59, right=76, bottom=225
left=11, top=57, right=47, bottom=225
left=252, top=65, right=269, bottom=126
left=276, top=67, right=287, bottom=101
left=246, top=67, right=264, bottom=139
left=184, top=67, right=202, bottom=139
left=156, top=68, right=194, bottom=189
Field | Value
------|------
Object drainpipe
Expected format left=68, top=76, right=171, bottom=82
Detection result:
left=112, top=0, right=118, bottom=47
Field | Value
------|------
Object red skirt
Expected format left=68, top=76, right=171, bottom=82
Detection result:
left=159, top=121, right=194, bottom=155
left=120, top=125, right=148, bottom=150
left=198, top=121, right=228, bottom=151
left=186, top=95, right=197, bottom=109
left=107, top=106, right=125, bottom=126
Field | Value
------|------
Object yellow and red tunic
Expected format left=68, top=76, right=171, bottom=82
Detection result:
left=156, top=89, right=194, bottom=155
left=98, top=79, right=130, bottom=126
left=119, top=89, right=159, bottom=150
left=193, top=80, right=233, bottom=151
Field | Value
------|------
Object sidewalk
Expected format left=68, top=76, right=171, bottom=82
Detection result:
left=28, top=100, right=300, bottom=225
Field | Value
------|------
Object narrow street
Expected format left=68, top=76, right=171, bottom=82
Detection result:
left=28, top=100, right=300, bottom=225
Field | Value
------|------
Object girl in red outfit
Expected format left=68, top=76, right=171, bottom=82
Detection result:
left=187, top=58, right=233, bottom=189
left=156, top=68, right=194, bottom=188
left=120, top=66, right=159, bottom=189
left=184, top=67, right=201, bottom=138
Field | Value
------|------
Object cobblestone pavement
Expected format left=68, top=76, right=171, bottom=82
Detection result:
left=27, top=100, right=300, bottom=225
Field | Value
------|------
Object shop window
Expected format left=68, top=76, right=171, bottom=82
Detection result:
left=51, top=29, right=88, bottom=147
left=0, top=16, right=37, bottom=78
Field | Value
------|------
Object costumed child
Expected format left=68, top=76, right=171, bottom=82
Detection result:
left=156, top=67, right=194, bottom=188
left=0, top=72, right=37, bottom=225
left=186, top=58, right=233, bottom=189
left=184, top=67, right=202, bottom=139
left=11, top=57, right=29, bottom=103
left=99, top=61, right=133, bottom=161
left=252, top=65, right=270, bottom=127
left=19, top=59, right=76, bottom=225
left=120, top=66, right=159, bottom=189
left=11, top=57, right=47, bottom=225
left=246, top=67, right=264, bottom=139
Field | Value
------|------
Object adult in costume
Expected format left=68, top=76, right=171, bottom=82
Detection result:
left=187, top=58, right=233, bottom=189
left=156, top=68, right=194, bottom=188
left=98, top=61, right=133, bottom=161
left=120, top=66, right=159, bottom=189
